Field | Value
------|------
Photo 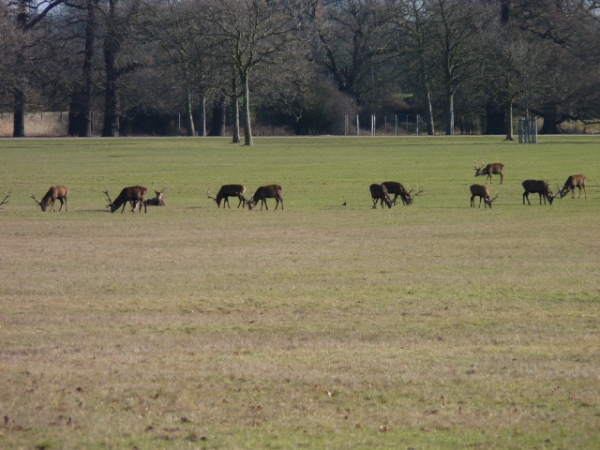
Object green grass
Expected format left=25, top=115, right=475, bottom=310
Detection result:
left=1, top=136, right=599, bottom=449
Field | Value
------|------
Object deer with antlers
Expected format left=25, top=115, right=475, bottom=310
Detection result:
left=522, top=180, right=556, bottom=205
left=206, top=184, right=247, bottom=208
left=30, top=185, right=70, bottom=212
left=470, top=184, right=498, bottom=208
left=247, top=184, right=284, bottom=210
left=103, top=185, right=148, bottom=213
left=381, top=181, right=423, bottom=206
left=558, top=174, right=587, bottom=199
left=144, top=182, right=167, bottom=207
left=474, top=162, right=505, bottom=184
left=370, top=184, right=393, bottom=209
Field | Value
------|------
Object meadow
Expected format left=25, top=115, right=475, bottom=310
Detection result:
left=0, top=136, right=599, bottom=449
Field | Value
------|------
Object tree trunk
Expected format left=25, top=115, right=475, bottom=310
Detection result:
left=242, top=74, right=253, bottom=146
left=199, top=96, right=206, bottom=136
left=102, top=0, right=120, bottom=137
left=445, top=91, right=454, bottom=135
left=13, top=88, right=26, bottom=138
left=79, top=0, right=97, bottom=137
left=425, top=87, right=435, bottom=135
left=232, top=96, right=240, bottom=144
left=184, top=88, right=196, bottom=136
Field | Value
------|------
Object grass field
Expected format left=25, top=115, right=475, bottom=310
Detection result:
left=1, top=136, right=599, bottom=449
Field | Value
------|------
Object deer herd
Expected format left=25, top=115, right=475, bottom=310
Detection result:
left=1, top=160, right=589, bottom=214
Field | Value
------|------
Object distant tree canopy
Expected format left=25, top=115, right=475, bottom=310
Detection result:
left=1, top=0, right=599, bottom=139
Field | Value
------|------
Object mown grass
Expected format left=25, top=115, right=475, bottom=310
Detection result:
left=0, top=136, right=599, bottom=449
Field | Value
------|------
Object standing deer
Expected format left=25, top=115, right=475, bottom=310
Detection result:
left=103, top=185, right=148, bottom=213
left=558, top=174, right=587, bottom=199
left=470, top=184, right=498, bottom=208
left=206, top=184, right=247, bottom=208
left=382, top=181, right=423, bottom=205
left=370, top=184, right=393, bottom=209
left=144, top=182, right=167, bottom=207
left=247, top=184, right=284, bottom=210
left=474, top=162, right=505, bottom=184
left=522, top=180, right=555, bottom=205
left=30, top=185, right=70, bottom=212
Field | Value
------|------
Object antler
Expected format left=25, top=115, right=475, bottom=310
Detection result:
left=206, top=189, right=217, bottom=202
left=102, top=186, right=113, bottom=207
left=30, top=192, right=41, bottom=206
left=152, top=181, right=167, bottom=194
left=409, top=186, right=424, bottom=197
left=0, top=191, right=10, bottom=207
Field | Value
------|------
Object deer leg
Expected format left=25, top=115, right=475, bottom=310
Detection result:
left=225, top=197, right=231, bottom=208
left=582, top=186, right=587, bottom=199
left=500, top=173, right=503, bottom=184
left=58, top=198, right=65, bottom=212
left=523, top=193, right=530, bottom=205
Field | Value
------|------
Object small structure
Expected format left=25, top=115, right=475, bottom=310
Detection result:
left=518, top=117, right=538, bottom=143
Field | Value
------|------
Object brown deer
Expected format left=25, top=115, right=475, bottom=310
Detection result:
left=558, top=174, right=587, bottom=199
left=522, top=180, right=555, bottom=205
left=382, top=181, right=423, bottom=206
left=30, top=185, right=70, bottom=212
left=0, top=191, right=10, bottom=207
left=470, top=184, right=498, bottom=208
left=103, top=185, right=148, bottom=213
left=206, top=184, right=247, bottom=208
left=474, top=162, right=505, bottom=184
left=144, top=182, right=167, bottom=207
left=247, top=184, right=284, bottom=210
left=370, top=184, right=393, bottom=209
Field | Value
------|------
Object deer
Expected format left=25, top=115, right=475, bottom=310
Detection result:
left=0, top=191, right=10, bottom=208
left=144, top=182, right=167, bottom=207
left=247, top=184, right=284, bottom=210
left=474, top=162, right=505, bottom=184
left=522, top=180, right=556, bottom=205
left=470, top=184, right=498, bottom=208
left=103, top=185, right=148, bottom=213
left=382, top=181, right=423, bottom=206
left=558, top=174, right=587, bottom=199
left=370, top=184, right=393, bottom=209
left=30, top=185, right=70, bottom=212
left=206, top=184, right=247, bottom=208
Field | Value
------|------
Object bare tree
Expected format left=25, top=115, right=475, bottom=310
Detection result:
left=6, top=0, right=65, bottom=137
left=202, top=0, right=310, bottom=146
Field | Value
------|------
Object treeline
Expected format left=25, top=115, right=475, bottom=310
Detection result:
left=1, top=0, right=600, bottom=143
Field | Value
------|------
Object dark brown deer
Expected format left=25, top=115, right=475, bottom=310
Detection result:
left=206, top=184, right=247, bottom=208
left=103, top=185, right=148, bottom=213
left=370, top=184, right=393, bottom=209
left=522, top=180, right=555, bottom=205
left=382, top=181, right=423, bottom=205
left=0, top=191, right=10, bottom=207
left=558, top=174, right=587, bottom=199
left=474, top=162, right=505, bottom=184
left=247, top=184, right=284, bottom=210
left=470, top=184, right=498, bottom=208
left=30, top=185, right=70, bottom=212
left=144, top=182, right=167, bottom=207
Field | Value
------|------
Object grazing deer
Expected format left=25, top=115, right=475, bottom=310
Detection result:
left=522, top=180, right=555, bottom=205
left=558, top=174, right=587, bottom=199
left=144, top=182, right=167, bottom=207
left=206, top=184, right=247, bottom=208
left=247, top=184, right=284, bottom=210
left=474, top=162, right=505, bottom=184
left=0, top=191, right=10, bottom=207
left=470, top=184, right=498, bottom=208
left=382, top=181, right=423, bottom=205
left=370, top=184, right=393, bottom=209
left=103, top=185, right=148, bottom=213
left=30, top=185, right=70, bottom=212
